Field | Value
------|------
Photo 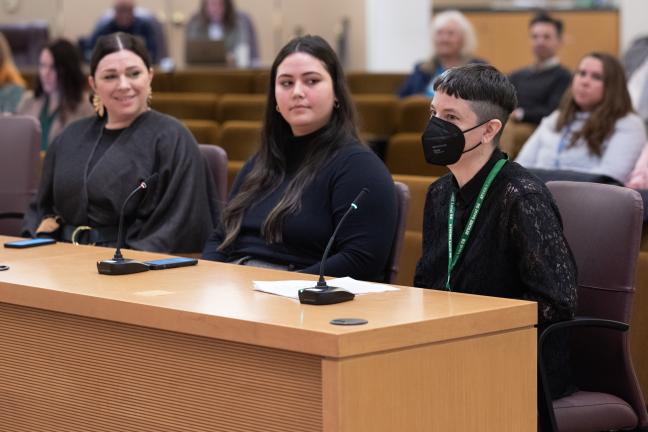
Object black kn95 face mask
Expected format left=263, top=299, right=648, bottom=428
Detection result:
left=421, top=116, right=489, bottom=166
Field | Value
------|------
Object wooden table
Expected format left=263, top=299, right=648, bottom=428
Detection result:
left=0, top=236, right=537, bottom=431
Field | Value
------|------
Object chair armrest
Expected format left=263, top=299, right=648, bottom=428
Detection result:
left=537, top=317, right=630, bottom=432
left=539, top=317, right=629, bottom=349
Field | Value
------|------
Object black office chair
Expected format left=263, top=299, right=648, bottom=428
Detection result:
left=198, top=144, right=228, bottom=205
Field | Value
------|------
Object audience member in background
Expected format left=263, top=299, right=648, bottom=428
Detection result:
left=516, top=52, right=646, bottom=184
left=203, top=35, right=397, bottom=281
left=0, top=32, right=26, bottom=113
left=413, top=64, right=576, bottom=401
left=89, top=0, right=160, bottom=64
left=185, top=0, right=259, bottom=67
left=509, top=13, right=572, bottom=125
left=398, top=10, right=484, bottom=98
left=17, top=39, right=93, bottom=151
left=22, top=33, right=218, bottom=254
left=625, top=38, right=648, bottom=128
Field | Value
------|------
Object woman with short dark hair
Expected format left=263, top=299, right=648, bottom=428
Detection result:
left=414, top=63, right=576, bottom=401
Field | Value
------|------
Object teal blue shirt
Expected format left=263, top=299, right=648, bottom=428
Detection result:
left=38, top=97, right=60, bottom=151
left=0, top=84, right=24, bottom=113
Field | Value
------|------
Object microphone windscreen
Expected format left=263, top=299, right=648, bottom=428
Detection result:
left=142, top=173, right=159, bottom=190
left=353, top=187, right=370, bottom=207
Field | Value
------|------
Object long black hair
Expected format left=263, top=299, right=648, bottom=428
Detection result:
left=219, top=35, right=359, bottom=249
left=34, top=39, right=86, bottom=114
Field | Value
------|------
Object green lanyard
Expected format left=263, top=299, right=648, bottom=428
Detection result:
left=446, top=158, right=507, bottom=291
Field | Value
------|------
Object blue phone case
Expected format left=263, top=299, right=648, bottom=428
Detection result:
left=4, top=238, right=56, bottom=248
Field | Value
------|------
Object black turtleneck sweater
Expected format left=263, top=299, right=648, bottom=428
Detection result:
left=509, top=64, right=572, bottom=125
left=202, top=130, right=397, bottom=281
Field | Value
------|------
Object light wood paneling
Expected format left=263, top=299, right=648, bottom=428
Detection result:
left=466, top=10, right=619, bottom=74
left=0, top=302, right=322, bottom=432
left=323, top=327, right=537, bottom=432
left=0, top=237, right=537, bottom=431
left=0, top=236, right=537, bottom=359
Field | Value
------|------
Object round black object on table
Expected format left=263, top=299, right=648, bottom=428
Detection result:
left=330, top=318, right=368, bottom=326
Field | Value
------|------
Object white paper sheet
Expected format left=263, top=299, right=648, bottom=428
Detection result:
left=253, top=276, right=399, bottom=299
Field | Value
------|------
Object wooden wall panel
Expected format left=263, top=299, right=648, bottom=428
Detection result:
left=323, top=327, right=537, bottom=432
left=0, top=303, right=322, bottom=432
left=466, top=10, right=619, bottom=73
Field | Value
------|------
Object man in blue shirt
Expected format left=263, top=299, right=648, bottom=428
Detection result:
left=89, top=0, right=159, bottom=63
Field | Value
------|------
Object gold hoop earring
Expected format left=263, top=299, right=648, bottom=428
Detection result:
left=147, top=86, right=153, bottom=107
left=92, top=94, right=105, bottom=117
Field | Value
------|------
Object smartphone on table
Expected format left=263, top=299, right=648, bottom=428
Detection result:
left=143, top=257, right=198, bottom=270
left=4, top=238, right=56, bottom=249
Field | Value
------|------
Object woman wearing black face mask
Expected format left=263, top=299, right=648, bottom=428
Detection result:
left=414, top=64, right=577, bottom=403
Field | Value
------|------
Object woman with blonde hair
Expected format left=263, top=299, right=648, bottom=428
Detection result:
left=398, top=10, right=485, bottom=98
left=0, top=32, right=26, bottom=113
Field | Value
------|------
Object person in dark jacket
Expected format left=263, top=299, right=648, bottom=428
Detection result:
left=414, top=64, right=577, bottom=403
left=203, top=35, right=397, bottom=281
left=23, top=33, right=218, bottom=254
left=509, top=13, right=572, bottom=125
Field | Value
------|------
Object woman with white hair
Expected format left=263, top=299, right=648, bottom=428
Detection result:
left=398, top=9, right=485, bottom=98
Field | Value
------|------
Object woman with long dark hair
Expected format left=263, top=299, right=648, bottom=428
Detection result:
left=17, top=39, right=93, bottom=151
left=516, top=52, right=646, bottom=184
left=203, top=35, right=397, bottom=281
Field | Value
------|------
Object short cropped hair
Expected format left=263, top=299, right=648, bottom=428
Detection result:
left=529, top=12, right=564, bottom=38
left=433, top=64, right=518, bottom=142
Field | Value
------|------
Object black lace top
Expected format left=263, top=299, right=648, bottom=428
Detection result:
left=414, top=149, right=577, bottom=398
left=414, top=149, right=577, bottom=323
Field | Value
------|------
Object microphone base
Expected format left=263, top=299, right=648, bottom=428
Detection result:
left=298, top=285, right=355, bottom=305
left=97, top=258, right=149, bottom=275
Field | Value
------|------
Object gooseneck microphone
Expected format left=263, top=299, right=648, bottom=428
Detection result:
left=97, top=174, right=158, bottom=275
left=298, top=188, right=369, bottom=305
